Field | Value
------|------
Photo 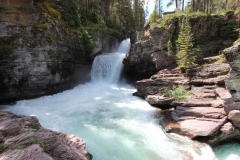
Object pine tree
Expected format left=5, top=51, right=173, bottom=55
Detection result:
left=149, top=6, right=159, bottom=24
left=176, top=16, right=202, bottom=74
left=150, top=0, right=161, bottom=24
left=133, top=0, right=146, bottom=28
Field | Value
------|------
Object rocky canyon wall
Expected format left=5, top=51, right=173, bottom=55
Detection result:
left=0, top=0, right=119, bottom=103
left=123, top=12, right=238, bottom=75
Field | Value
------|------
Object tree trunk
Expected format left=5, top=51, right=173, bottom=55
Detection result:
left=209, top=0, right=213, bottom=14
left=182, top=0, right=184, bottom=10
left=203, top=0, right=206, bottom=13
left=192, top=0, right=195, bottom=12
left=206, top=0, right=209, bottom=14
left=175, top=0, right=178, bottom=10
left=225, top=0, right=228, bottom=11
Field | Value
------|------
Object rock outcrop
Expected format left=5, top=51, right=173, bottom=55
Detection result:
left=123, top=37, right=175, bottom=75
left=216, top=40, right=240, bottom=139
left=0, top=0, right=120, bottom=103
left=123, top=12, right=238, bottom=75
left=0, top=111, right=92, bottom=160
left=136, top=54, right=240, bottom=146
left=123, top=12, right=240, bottom=146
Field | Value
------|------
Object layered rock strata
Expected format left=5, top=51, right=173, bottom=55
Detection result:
left=0, top=111, right=92, bottom=160
left=0, top=0, right=119, bottom=103
left=124, top=12, right=240, bottom=146
left=217, top=40, right=240, bottom=143
left=123, top=12, right=238, bottom=75
left=135, top=54, right=240, bottom=145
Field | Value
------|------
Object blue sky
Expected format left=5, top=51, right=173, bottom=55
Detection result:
left=146, top=0, right=190, bottom=16
left=146, top=0, right=174, bottom=16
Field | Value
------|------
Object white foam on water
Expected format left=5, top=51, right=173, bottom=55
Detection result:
left=214, top=143, right=240, bottom=160
left=1, top=38, right=221, bottom=160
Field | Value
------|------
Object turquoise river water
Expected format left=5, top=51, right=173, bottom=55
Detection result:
left=1, top=39, right=240, bottom=160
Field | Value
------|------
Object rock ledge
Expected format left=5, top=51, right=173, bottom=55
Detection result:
left=0, top=111, right=92, bottom=160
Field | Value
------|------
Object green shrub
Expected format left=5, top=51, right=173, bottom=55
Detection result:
left=220, top=22, right=238, bottom=39
left=218, top=53, right=227, bottom=63
left=162, top=85, right=193, bottom=101
left=46, top=34, right=57, bottom=42
left=35, top=1, right=61, bottom=19
left=0, top=143, right=4, bottom=150
left=48, top=49, right=58, bottom=56
left=0, top=37, right=16, bottom=60
left=167, top=39, right=173, bottom=51
left=28, top=140, right=45, bottom=148
left=11, top=146, right=18, bottom=150
left=149, top=8, right=159, bottom=24
left=43, top=2, right=61, bottom=19
left=79, top=28, right=93, bottom=53
left=34, top=24, right=48, bottom=30
left=0, top=40, right=12, bottom=56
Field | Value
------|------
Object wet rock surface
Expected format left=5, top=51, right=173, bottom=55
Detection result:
left=123, top=11, right=240, bottom=147
left=0, top=111, right=92, bottom=160
left=135, top=53, right=240, bottom=145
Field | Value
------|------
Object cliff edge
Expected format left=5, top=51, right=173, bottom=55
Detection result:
left=0, top=0, right=119, bottom=103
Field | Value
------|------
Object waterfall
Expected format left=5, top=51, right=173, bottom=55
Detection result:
left=90, top=53, right=125, bottom=83
left=2, top=38, right=236, bottom=160
left=91, top=39, right=130, bottom=83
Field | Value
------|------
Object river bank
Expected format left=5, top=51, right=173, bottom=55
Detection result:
left=123, top=11, right=240, bottom=147
left=0, top=39, right=221, bottom=160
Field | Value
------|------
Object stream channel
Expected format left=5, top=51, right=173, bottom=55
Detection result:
left=1, top=39, right=240, bottom=160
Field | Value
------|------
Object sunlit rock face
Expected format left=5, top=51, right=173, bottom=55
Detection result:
left=123, top=11, right=238, bottom=75
left=223, top=42, right=240, bottom=129
left=133, top=41, right=240, bottom=146
left=224, top=53, right=240, bottom=101
left=228, top=110, right=240, bottom=128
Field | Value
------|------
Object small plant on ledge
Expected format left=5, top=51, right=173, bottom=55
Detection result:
left=162, top=85, right=193, bottom=101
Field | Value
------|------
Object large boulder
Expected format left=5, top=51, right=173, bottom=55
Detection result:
left=228, top=110, right=240, bottom=128
left=160, top=102, right=227, bottom=138
left=145, top=95, right=173, bottom=107
left=0, top=111, right=92, bottom=160
left=123, top=39, right=174, bottom=74
left=222, top=41, right=240, bottom=128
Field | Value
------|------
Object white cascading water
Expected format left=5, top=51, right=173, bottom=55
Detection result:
left=91, top=39, right=130, bottom=83
left=1, top=39, right=237, bottom=160
left=90, top=53, right=125, bottom=83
